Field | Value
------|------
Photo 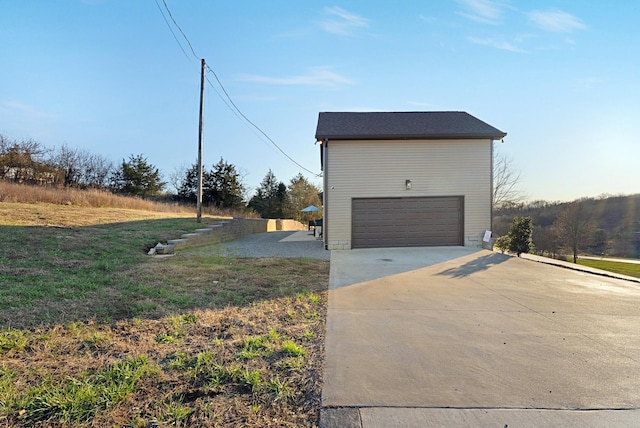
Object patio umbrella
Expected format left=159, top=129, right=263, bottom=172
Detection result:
left=300, top=205, right=321, bottom=212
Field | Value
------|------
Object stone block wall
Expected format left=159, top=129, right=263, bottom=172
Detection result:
left=152, top=218, right=306, bottom=255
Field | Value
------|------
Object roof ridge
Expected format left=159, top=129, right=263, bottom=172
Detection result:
left=315, top=111, right=506, bottom=141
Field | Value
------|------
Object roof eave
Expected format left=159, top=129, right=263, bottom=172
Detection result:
left=315, top=132, right=507, bottom=141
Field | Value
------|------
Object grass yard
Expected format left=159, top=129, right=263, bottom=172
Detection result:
left=0, top=202, right=329, bottom=427
left=576, top=258, right=640, bottom=279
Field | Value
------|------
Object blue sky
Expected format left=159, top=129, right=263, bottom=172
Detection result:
left=1, top=0, right=638, bottom=202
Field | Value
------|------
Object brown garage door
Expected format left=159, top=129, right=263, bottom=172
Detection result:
left=352, top=196, right=464, bottom=249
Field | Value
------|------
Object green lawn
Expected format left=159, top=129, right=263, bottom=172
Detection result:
left=0, top=204, right=329, bottom=427
left=576, top=258, right=640, bottom=279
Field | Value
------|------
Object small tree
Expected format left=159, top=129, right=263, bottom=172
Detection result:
left=507, top=216, right=533, bottom=257
left=494, top=235, right=510, bottom=254
left=532, top=225, right=559, bottom=258
left=283, top=173, right=322, bottom=222
left=555, top=201, right=594, bottom=263
left=110, top=154, right=165, bottom=197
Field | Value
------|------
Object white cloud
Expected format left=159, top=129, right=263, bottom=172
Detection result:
left=527, top=9, right=586, bottom=33
left=467, top=36, right=525, bottom=52
left=237, top=67, right=354, bottom=88
left=1, top=101, right=57, bottom=119
left=456, top=0, right=505, bottom=25
left=407, top=101, right=438, bottom=109
left=320, top=6, right=369, bottom=36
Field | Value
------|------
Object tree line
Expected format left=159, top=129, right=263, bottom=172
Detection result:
left=491, top=148, right=639, bottom=261
left=0, top=134, right=321, bottom=221
left=493, top=195, right=640, bottom=260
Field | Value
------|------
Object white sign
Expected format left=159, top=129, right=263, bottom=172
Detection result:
left=483, top=230, right=492, bottom=243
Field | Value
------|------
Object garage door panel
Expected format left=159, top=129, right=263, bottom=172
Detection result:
left=352, top=197, right=463, bottom=248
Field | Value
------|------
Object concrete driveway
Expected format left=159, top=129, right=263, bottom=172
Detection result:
left=321, top=248, right=640, bottom=427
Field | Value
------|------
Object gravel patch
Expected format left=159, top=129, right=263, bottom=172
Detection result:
left=213, top=231, right=330, bottom=260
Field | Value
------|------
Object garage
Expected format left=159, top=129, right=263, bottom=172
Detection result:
left=351, top=196, right=464, bottom=249
left=316, top=111, right=506, bottom=250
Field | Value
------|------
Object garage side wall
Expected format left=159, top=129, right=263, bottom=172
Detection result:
left=325, top=139, right=491, bottom=250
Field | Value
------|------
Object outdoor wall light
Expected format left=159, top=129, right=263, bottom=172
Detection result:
left=405, top=179, right=412, bottom=190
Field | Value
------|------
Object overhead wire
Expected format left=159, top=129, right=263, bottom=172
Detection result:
left=204, top=75, right=286, bottom=155
left=153, top=0, right=192, bottom=62
left=155, top=0, right=321, bottom=177
left=205, top=65, right=320, bottom=177
left=161, top=0, right=199, bottom=60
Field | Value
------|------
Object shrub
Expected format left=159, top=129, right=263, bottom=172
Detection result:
left=494, top=235, right=510, bottom=254
left=507, top=216, right=534, bottom=257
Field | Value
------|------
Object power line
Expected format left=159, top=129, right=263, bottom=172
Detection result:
left=153, top=0, right=191, bottom=62
left=205, top=75, right=284, bottom=154
left=205, top=66, right=320, bottom=177
left=154, top=1, right=321, bottom=177
left=161, top=0, right=199, bottom=60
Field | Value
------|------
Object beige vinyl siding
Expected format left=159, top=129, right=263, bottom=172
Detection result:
left=325, top=139, right=492, bottom=249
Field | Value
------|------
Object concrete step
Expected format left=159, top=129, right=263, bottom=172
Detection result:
left=167, top=238, right=187, bottom=246
left=181, top=232, right=201, bottom=239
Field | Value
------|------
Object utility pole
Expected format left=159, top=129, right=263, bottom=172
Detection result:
left=196, top=58, right=205, bottom=223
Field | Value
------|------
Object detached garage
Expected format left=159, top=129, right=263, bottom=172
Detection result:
left=315, top=111, right=506, bottom=250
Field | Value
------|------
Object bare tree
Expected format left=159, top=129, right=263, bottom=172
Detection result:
left=555, top=201, right=595, bottom=263
left=0, top=135, right=56, bottom=184
left=532, top=225, right=559, bottom=257
left=50, top=144, right=81, bottom=187
left=169, top=163, right=188, bottom=195
left=493, top=146, right=525, bottom=209
left=81, top=153, right=113, bottom=189
left=50, top=145, right=113, bottom=189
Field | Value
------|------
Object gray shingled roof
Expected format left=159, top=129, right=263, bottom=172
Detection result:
left=315, top=111, right=506, bottom=140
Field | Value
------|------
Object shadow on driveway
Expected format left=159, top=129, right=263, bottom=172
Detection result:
left=323, top=246, right=640, bottom=421
left=436, top=252, right=510, bottom=278
left=329, top=246, right=482, bottom=290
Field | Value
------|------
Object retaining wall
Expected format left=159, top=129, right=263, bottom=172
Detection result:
left=151, top=217, right=306, bottom=255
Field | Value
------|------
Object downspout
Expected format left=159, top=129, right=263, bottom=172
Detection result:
left=322, top=138, right=329, bottom=250
left=490, top=139, right=495, bottom=248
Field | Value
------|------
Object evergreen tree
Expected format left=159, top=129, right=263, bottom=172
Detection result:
left=209, top=158, right=245, bottom=209
left=507, top=216, right=534, bottom=257
left=110, top=154, right=165, bottom=197
left=248, top=169, right=287, bottom=218
left=177, top=158, right=245, bottom=209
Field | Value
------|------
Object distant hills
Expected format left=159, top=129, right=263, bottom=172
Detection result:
left=494, top=194, right=640, bottom=258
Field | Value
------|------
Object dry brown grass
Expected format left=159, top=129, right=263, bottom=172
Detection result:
left=0, top=180, right=183, bottom=211
left=0, top=180, right=257, bottom=219
left=0, top=202, right=201, bottom=227
left=0, top=195, right=329, bottom=427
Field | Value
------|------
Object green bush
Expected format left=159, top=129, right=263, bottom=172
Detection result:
left=494, top=235, right=510, bottom=254
left=507, top=216, right=534, bottom=257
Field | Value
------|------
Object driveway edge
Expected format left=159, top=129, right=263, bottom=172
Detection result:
left=520, top=253, right=640, bottom=284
